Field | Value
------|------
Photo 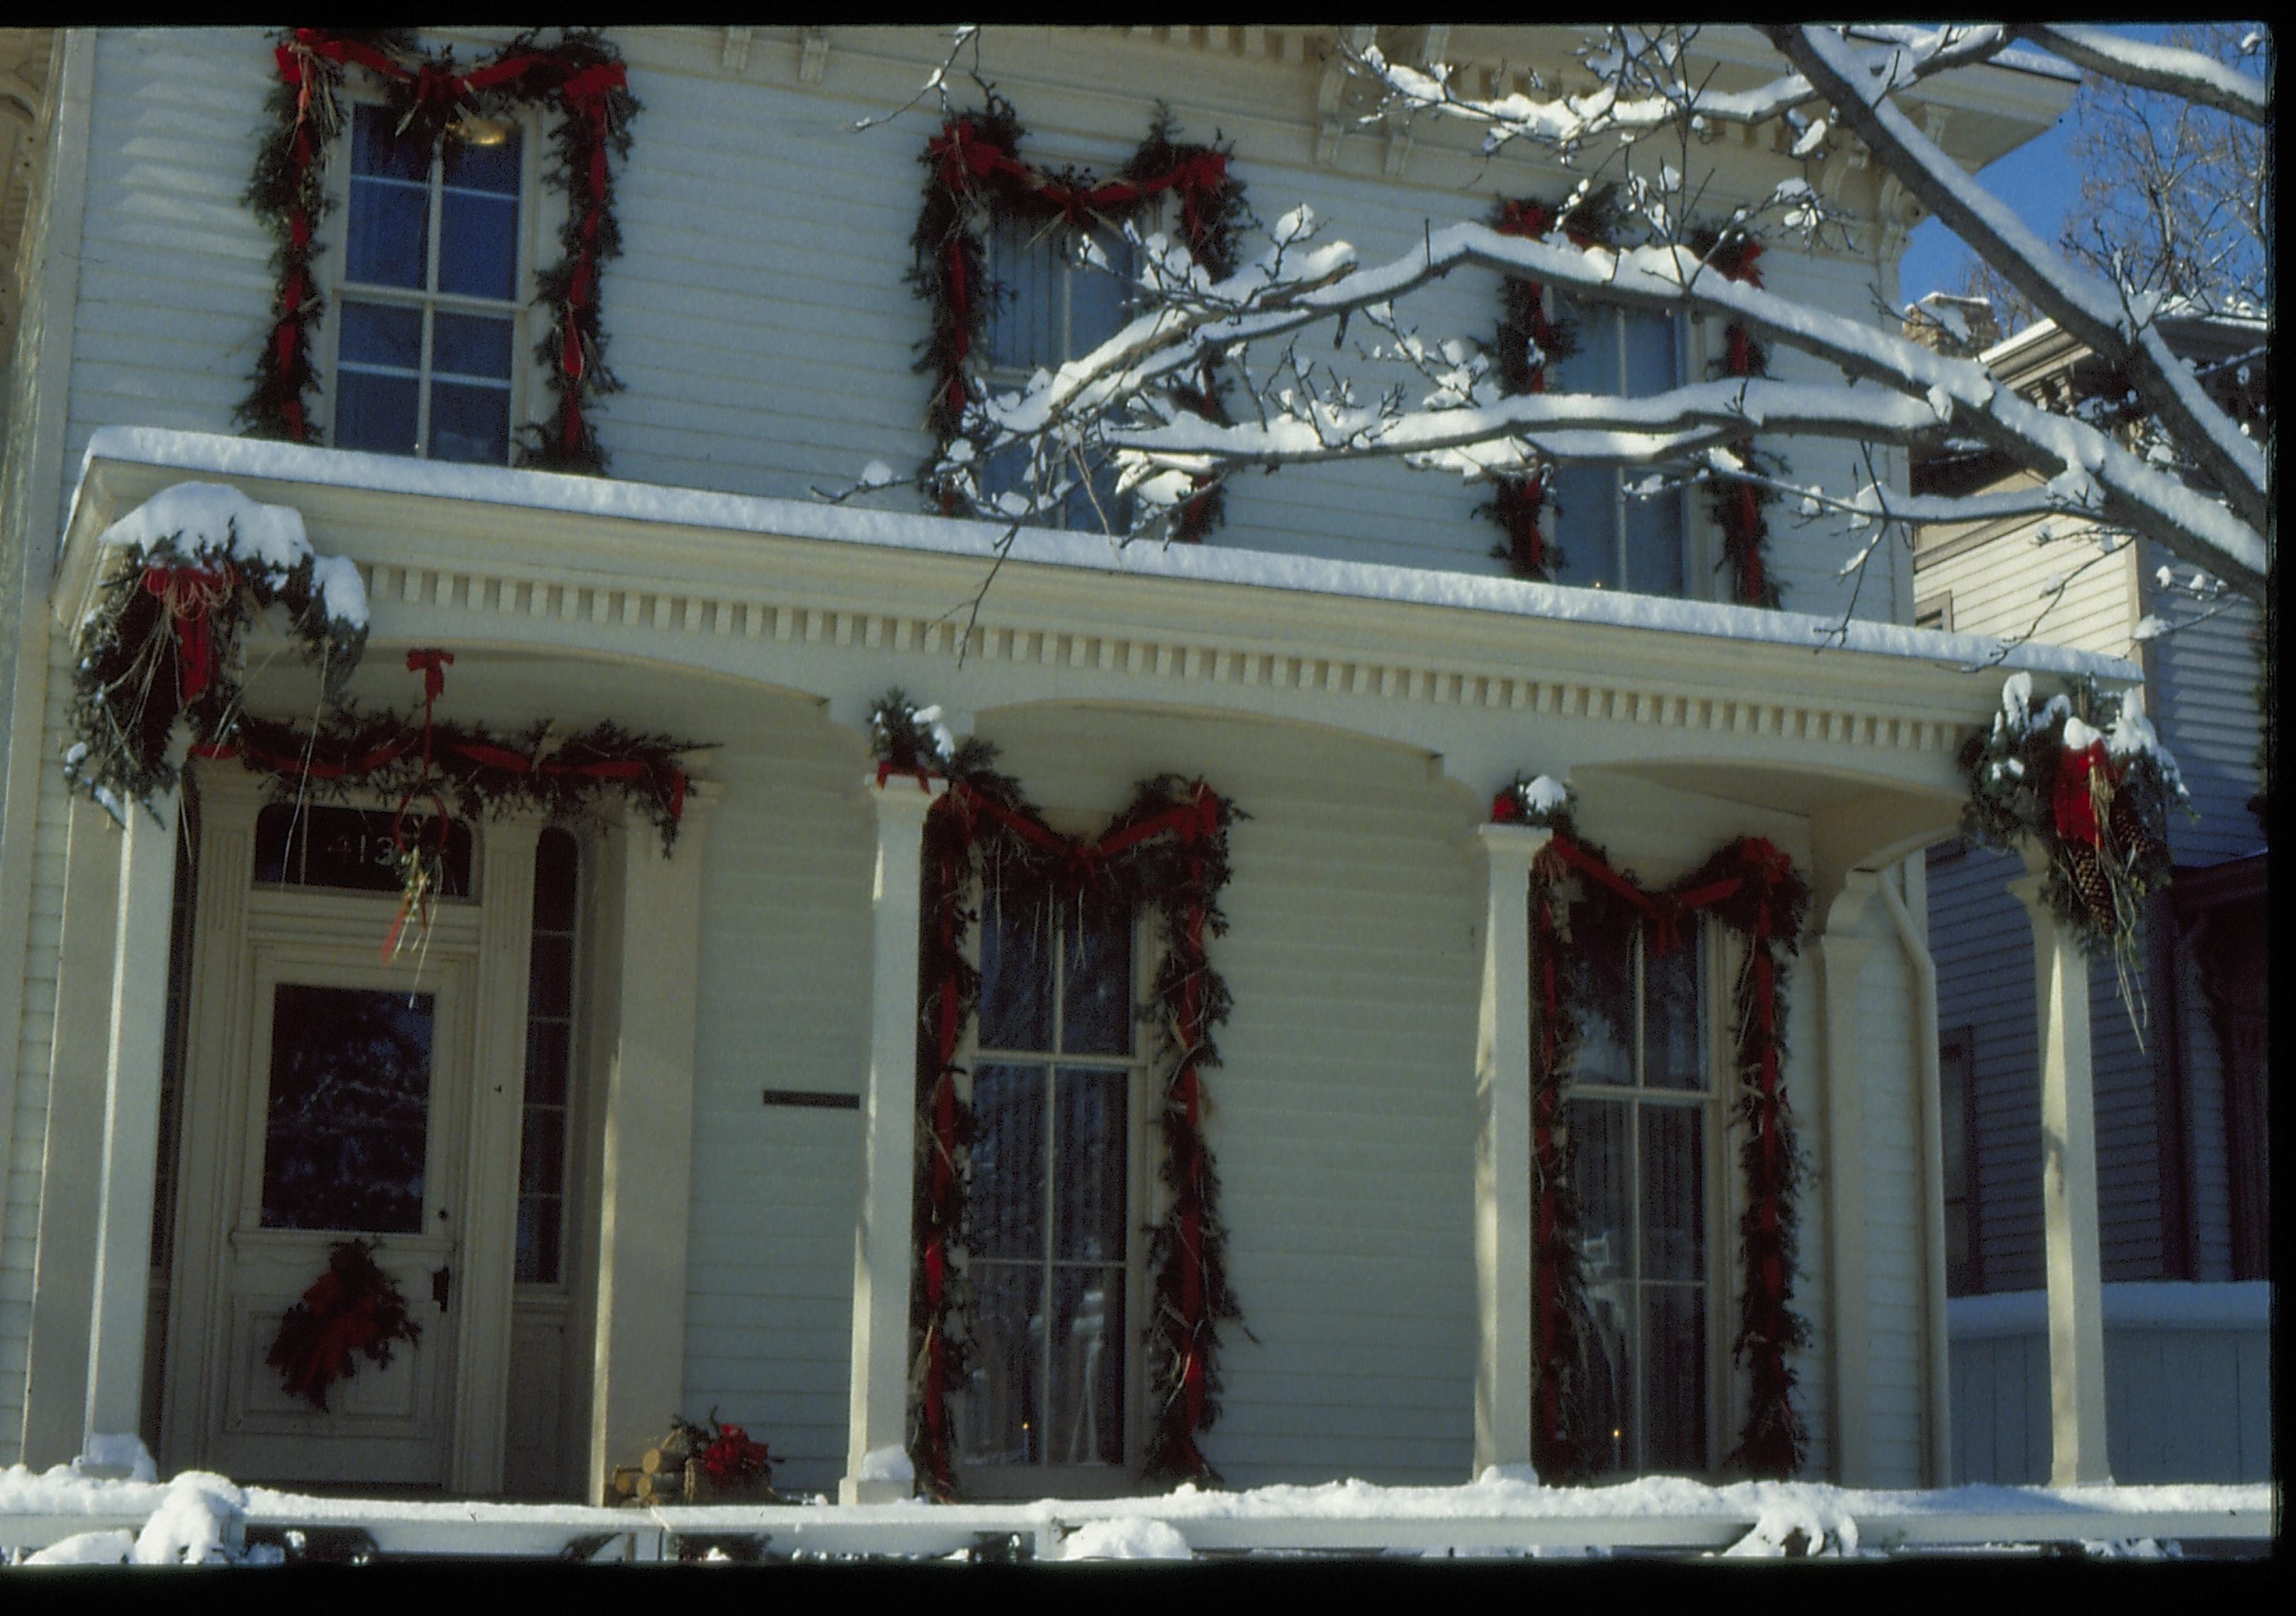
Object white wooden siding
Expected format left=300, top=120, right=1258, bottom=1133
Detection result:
left=62, top=28, right=1908, bottom=629
left=1912, top=515, right=2138, bottom=658
left=0, top=646, right=74, bottom=1461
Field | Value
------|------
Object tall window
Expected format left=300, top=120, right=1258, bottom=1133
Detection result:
left=1549, top=301, right=1689, bottom=595
left=1938, top=1031, right=1982, bottom=1296
left=517, top=828, right=580, bottom=1285
left=961, top=879, right=1136, bottom=1478
left=980, top=215, right=1133, bottom=530
left=334, top=103, right=524, bottom=464
left=1567, top=921, right=1713, bottom=1476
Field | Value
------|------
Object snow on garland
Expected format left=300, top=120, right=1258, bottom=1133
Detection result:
left=241, top=28, right=638, bottom=473
left=1482, top=190, right=1615, bottom=581
left=1689, top=228, right=1785, bottom=610
left=1493, top=775, right=1813, bottom=1479
left=266, top=1240, right=422, bottom=1411
left=1959, top=673, right=2187, bottom=1033
left=911, top=96, right=1245, bottom=541
left=66, top=483, right=369, bottom=819
left=873, top=692, right=1244, bottom=1496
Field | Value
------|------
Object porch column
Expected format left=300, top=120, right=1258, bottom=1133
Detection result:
left=588, top=796, right=709, bottom=1501
left=80, top=790, right=183, bottom=1452
left=20, top=797, right=126, bottom=1466
left=1816, top=877, right=1877, bottom=1486
left=1469, top=821, right=1547, bottom=1479
left=841, top=775, right=942, bottom=1504
left=2008, top=846, right=2112, bottom=1487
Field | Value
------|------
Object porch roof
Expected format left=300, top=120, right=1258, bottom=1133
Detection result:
left=58, top=427, right=2137, bottom=685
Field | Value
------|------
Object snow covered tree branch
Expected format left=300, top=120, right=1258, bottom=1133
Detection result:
left=865, top=25, right=2270, bottom=630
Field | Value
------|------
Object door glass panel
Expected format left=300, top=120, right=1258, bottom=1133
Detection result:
left=1053, top=1067, right=1126, bottom=1261
left=969, top=1062, right=1046, bottom=1261
left=260, top=984, right=434, bottom=1233
left=962, top=1262, right=1041, bottom=1465
left=1059, top=894, right=1132, bottom=1055
left=978, top=885, right=1052, bottom=1050
left=254, top=805, right=473, bottom=897
left=1047, top=1264, right=1124, bottom=1464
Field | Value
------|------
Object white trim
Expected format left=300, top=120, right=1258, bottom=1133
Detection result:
left=64, top=426, right=2141, bottom=684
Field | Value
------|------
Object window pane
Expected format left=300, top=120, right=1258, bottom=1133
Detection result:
left=1571, top=1099, right=1631, bottom=1284
left=430, top=379, right=512, bottom=465
left=1640, top=1105, right=1704, bottom=1281
left=352, top=104, right=430, bottom=181
left=979, top=884, right=1052, bottom=1050
left=1549, top=464, right=1619, bottom=588
left=1047, top=1264, right=1124, bottom=1464
left=533, top=828, right=580, bottom=931
left=1641, top=1285, right=1708, bottom=1472
left=1643, top=933, right=1704, bottom=1090
left=338, top=300, right=423, bottom=370
left=433, top=310, right=514, bottom=380
left=346, top=180, right=429, bottom=289
left=514, top=1194, right=562, bottom=1286
left=986, top=217, right=1061, bottom=371
left=527, top=934, right=575, bottom=1017
left=260, top=985, right=434, bottom=1233
left=524, top=1020, right=570, bottom=1108
left=1551, top=303, right=1620, bottom=392
left=1623, top=308, right=1677, bottom=395
left=444, top=128, right=522, bottom=195
left=1623, top=477, right=1685, bottom=595
left=1568, top=934, right=1635, bottom=1086
left=334, top=370, right=420, bottom=456
left=1067, top=235, right=1130, bottom=357
left=1580, top=1277, right=1634, bottom=1477
left=439, top=191, right=520, bottom=301
left=518, top=1105, right=565, bottom=1196
left=1054, top=1066, right=1126, bottom=1261
left=970, top=1063, right=1046, bottom=1261
left=1060, top=894, right=1132, bottom=1054
left=962, top=1262, right=1042, bottom=1465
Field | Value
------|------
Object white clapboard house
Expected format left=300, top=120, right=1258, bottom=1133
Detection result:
left=1907, top=304, right=2270, bottom=1485
left=0, top=28, right=2146, bottom=1508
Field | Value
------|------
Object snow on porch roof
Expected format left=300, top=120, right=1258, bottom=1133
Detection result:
left=72, top=427, right=2137, bottom=685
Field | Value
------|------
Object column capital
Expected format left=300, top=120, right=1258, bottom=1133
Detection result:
left=857, top=773, right=948, bottom=819
left=1470, top=821, right=1553, bottom=866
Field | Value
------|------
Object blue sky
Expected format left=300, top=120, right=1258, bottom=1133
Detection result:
left=1895, top=25, right=2176, bottom=310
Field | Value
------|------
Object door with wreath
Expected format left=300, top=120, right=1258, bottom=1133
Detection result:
left=160, top=771, right=531, bottom=1491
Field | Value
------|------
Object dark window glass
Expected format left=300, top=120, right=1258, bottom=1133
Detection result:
left=439, top=189, right=520, bottom=300
left=339, top=300, right=424, bottom=369
left=515, top=828, right=578, bottom=1285
left=334, top=371, right=422, bottom=457
left=432, top=310, right=514, bottom=379
left=429, top=378, right=512, bottom=464
left=978, top=885, right=1052, bottom=1052
left=260, top=985, right=434, bottom=1233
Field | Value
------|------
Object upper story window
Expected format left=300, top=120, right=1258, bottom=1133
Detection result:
left=1548, top=301, right=1690, bottom=596
left=960, top=877, right=1139, bottom=1485
left=981, top=215, right=1134, bottom=531
left=332, top=104, right=526, bottom=465
left=1565, top=920, right=1716, bottom=1477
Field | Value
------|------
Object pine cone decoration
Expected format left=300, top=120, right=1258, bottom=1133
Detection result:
left=2061, top=841, right=2117, bottom=934
left=2107, top=787, right=2155, bottom=868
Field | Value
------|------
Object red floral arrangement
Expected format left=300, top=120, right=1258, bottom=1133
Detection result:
left=673, top=1412, right=774, bottom=1491
left=266, top=1240, right=422, bottom=1411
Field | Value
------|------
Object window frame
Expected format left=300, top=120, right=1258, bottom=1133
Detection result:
left=1548, top=298, right=1710, bottom=597
left=953, top=868, right=1156, bottom=1498
left=977, top=204, right=1148, bottom=533
left=319, top=96, right=556, bottom=464
left=1563, top=915, right=1731, bottom=1480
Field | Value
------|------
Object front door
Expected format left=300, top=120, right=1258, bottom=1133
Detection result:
left=201, top=941, right=477, bottom=1486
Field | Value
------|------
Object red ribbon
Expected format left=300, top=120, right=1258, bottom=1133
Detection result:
left=2053, top=742, right=2105, bottom=846
left=142, top=563, right=231, bottom=705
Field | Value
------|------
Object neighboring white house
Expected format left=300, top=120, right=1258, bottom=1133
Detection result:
left=1, top=28, right=2135, bottom=1508
left=1908, top=305, right=2270, bottom=1484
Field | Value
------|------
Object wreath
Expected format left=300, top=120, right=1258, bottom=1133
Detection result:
left=266, top=1240, right=423, bottom=1411
left=874, top=692, right=1245, bottom=1497
left=1959, top=673, right=2187, bottom=1031
left=1494, top=775, right=1813, bottom=1478
left=242, top=28, right=638, bottom=473
left=911, top=96, right=1245, bottom=541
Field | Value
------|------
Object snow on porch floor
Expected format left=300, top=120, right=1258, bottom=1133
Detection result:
left=1, top=1463, right=2275, bottom=1563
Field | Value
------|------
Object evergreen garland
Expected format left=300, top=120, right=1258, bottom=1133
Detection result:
left=66, top=532, right=367, bottom=817
left=1958, top=673, right=2188, bottom=1031
left=875, top=693, right=1244, bottom=1496
left=1690, top=226, right=1786, bottom=610
left=1482, top=193, right=1602, bottom=581
left=911, top=98, right=1244, bottom=539
left=239, top=28, right=639, bottom=473
left=1492, top=775, right=1813, bottom=1479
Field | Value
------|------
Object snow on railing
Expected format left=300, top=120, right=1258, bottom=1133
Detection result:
left=1, top=1461, right=2273, bottom=1564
